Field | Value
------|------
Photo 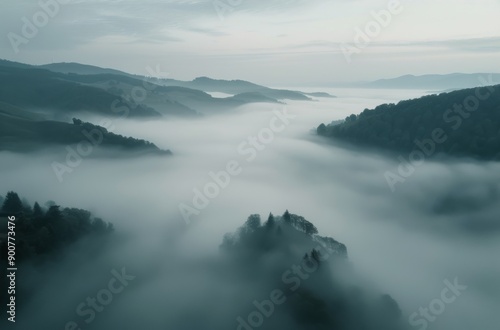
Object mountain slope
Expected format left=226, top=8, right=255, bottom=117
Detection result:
left=38, top=62, right=311, bottom=100
left=318, top=84, right=500, bottom=160
left=42, top=69, right=281, bottom=113
left=0, top=105, right=170, bottom=154
left=10, top=60, right=338, bottom=109
left=39, top=62, right=132, bottom=76
left=0, top=65, right=161, bottom=118
left=39, top=61, right=336, bottom=100
left=161, top=76, right=314, bottom=100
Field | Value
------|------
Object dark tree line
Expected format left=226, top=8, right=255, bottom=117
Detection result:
left=221, top=210, right=329, bottom=256
left=72, top=118, right=168, bottom=152
left=318, top=84, right=500, bottom=160
left=0, top=191, right=113, bottom=262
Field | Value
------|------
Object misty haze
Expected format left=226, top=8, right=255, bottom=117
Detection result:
left=1, top=1, right=500, bottom=330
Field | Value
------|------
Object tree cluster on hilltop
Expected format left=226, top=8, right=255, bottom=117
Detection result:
left=220, top=211, right=403, bottom=330
left=0, top=191, right=113, bottom=262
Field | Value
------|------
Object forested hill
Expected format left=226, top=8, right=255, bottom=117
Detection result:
left=317, top=84, right=500, bottom=160
left=219, top=211, right=404, bottom=330
left=0, top=191, right=114, bottom=313
left=0, top=64, right=161, bottom=118
left=0, top=191, right=113, bottom=263
left=0, top=110, right=171, bottom=155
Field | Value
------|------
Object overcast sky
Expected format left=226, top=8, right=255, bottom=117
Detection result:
left=1, top=0, right=499, bottom=85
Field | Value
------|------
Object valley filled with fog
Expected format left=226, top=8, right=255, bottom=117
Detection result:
left=1, top=88, right=499, bottom=330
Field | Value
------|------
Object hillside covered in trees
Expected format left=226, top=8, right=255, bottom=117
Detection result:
left=0, top=106, right=171, bottom=154
left=317, top=84, right=500, bottom=160
left=218, top=211, right=404, bottom=330
left=0, top=191, right=114, bottom=262
left=0, top=191, right=115, bottom=320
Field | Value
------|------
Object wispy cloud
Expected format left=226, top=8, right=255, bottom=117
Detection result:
left=1, top=0, right=498, bottom=84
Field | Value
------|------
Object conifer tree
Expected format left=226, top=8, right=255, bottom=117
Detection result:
left=1, top=191, right=23, bottom=213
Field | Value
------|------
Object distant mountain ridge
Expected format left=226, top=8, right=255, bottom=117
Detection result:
left=0, top=60, right=275, bottom=118
left=361, top=73, right=500, bottom=90
left=36, top=61, right=336, bottom=100
left=0, top=65, right=162, bottom=118
left=160, top=76, right=324, bottom=100
left=39, top=62, right=133, bottom=77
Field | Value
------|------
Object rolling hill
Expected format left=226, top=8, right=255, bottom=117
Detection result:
left=0, top=104, right=170, bottom=154
left=0, top=65, right=161, bottom=118
left=39, top=62, right=133, bottom=77
left=39, top=61, right=336, bottom=101
left=318, top=84, right=500, bottom=160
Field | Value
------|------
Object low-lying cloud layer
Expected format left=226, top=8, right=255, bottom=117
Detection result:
left=0, top=88, right=499, bottom=329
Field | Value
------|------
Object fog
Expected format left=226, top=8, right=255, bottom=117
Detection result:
left=1, top=88, right=499, bottom=330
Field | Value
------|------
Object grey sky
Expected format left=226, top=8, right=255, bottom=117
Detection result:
left=1, top=0, right=499, bottom=85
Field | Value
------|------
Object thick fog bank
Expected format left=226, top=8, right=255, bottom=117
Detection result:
left=0, top=88, right=498, bottom=329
